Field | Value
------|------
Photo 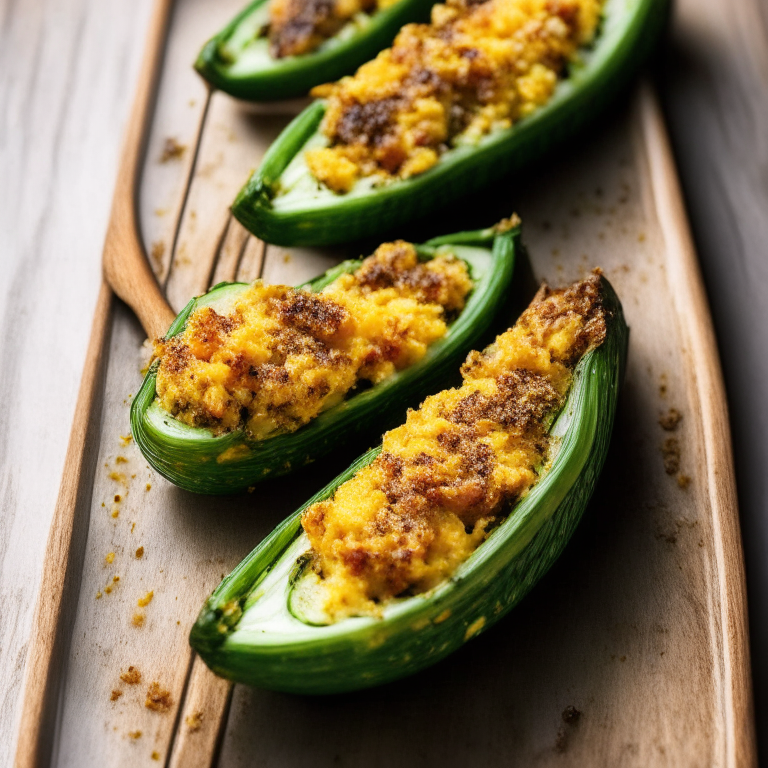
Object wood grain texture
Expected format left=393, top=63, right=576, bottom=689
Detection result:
left=12, top=283, right=113, bottom=768
left=660, top=0, right=768, bottom=756
left=0, top=0, right=154, bottom=760
left=639, top=83, right=754, bottom=767
left=1, top=0, right=761, bottom=766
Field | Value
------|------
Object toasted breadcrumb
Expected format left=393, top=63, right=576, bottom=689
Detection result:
left=303, top=272, right=607, bottom=617
left=186, top=711, right=204, bottom=732
left=307, top=0, right=602, bottom=192
left=145, top=682, right=173, bottom=713
left=154, top=245, right=471, bottom=439
left=120, top=666, right=142, bottom=685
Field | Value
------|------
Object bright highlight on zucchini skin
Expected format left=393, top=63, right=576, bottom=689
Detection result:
left=194, top=0, right=435, bottom=101
left=130, top=224, right=517, bottom=495
left=232, top=0, right=669, bottom=246
left=190, top=274, right=628, bottom=694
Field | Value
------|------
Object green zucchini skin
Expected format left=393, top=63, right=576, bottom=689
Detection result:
left=130, top=226, right=517, bottom=495
left=190, top=275, right=628, bottom=693
left=232, top=0, right=670, bottom=246
left=194, top=0, right=435, bottom=101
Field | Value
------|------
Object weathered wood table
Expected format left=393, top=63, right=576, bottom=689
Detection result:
left=1, top=0, right=767, bottom=764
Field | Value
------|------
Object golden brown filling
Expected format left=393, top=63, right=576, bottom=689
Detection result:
left=304, top=0, right=601, bottom=192
left=268, top=0, right=400, bottom=58
left=153, top=242, right=471, bottom=439
left=302, top=272, right=606, bottom=618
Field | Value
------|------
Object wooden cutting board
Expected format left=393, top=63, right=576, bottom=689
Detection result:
left=13, top=0, right=755, bottom=765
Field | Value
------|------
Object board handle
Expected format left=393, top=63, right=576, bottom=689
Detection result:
left=101, top=0, right=176, bottom=340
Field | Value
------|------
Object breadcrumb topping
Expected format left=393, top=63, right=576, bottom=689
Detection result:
left=302, top=272, right=606, bottom=617
left=269, top=0, right=401, bottom=58
left=306, top=0, right=602, bottom=192
left=154, top=243, right=471, bottom=439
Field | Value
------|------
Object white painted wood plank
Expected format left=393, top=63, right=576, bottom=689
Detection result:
left=0, top=0, right=153, bottom=761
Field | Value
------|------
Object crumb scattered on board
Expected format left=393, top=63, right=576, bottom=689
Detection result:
left=128, top=730, right=142, bottom=740
left=659, top=408, right=682, bottom=431
left=135, top=546, right=144, bottom=559
left=145, top=682, right=173, bottom=713
left=151, top=241, right=165, bottom=266
left=658, top=406, right=690, bottom=488
left=132, top=613, right=145, bottom=628
left=110, top=690, right=122, bottom=702
left=159, top=137, right=186, bottom=162
left=105, top=552, right=115, bottom=565
left=121, top=666, right=142, bottom=685
left=186, top=711, right=204, bottom=732
left=138, top=591, right=154, bottom=607
left=562, top=705, right=581, bottom=724
left=661, top=437, right=680, bottom=475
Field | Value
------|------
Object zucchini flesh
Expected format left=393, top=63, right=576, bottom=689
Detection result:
left=232, top=0, right=669, bottom=246
left=194, top=0, right=435, bottom=101
left=130, top=226, right=517, bottom=495
left=190, top=275, right=628, bottom=693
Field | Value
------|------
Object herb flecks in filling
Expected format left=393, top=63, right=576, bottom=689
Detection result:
left=268, top=0, right=402, bottom=58
left=302, top=272, right=607, bottom=618
left=153, top=243, right=471, bottom=439
left=305, top=0, right=602, bottom=192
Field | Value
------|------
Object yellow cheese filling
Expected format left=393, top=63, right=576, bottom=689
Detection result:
left=153, top=242, right=471, bottom=439
left=305, top=0, right=602, bottom=192
left=302, top=272, right=607, bottom=618
left=268, top=0, right=402, bottom=58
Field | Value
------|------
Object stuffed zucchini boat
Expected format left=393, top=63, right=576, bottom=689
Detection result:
left=191, top=270, right=628, bottom=693
left=232, top=0, right=669, bottom=246
left=131, top=222, right=517, bottom=495
left=195, top=0, right=435, bottom=101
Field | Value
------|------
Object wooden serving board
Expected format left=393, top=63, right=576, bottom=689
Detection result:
left=13, top=0, right=755, bottom=765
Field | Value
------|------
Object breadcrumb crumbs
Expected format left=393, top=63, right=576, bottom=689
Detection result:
left=160, top=137, right=186, bottom=163
left=110, top=690, right=122, bottom=701
left=186, top=711, right=204, bottom=732
left=105, top=552, right=115, bottom=564
left=116, top=456, right=129, bottom=464
left=137, top=591, right=154, bottom=608
left=120, top=666, right=142, bottom=685
left=128, top=731, right=142, bottom=740
left=659, top=408, right=682, bottom=431
left=145, top=682, right=173, bottom=713
left=132, top=613, right=145, bottom=628
left=135, top=546, right=145, bottom=559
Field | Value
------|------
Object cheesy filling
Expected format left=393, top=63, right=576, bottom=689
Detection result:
left=302, top=272, right=607, bottom=618
left=153, top=242, right=471, bottom=439
left=304, top=0, right=602, bottom=192
left=268, top=0, right=401, bottom=58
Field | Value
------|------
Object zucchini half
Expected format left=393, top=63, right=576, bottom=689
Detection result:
left=190, top=275, right=628, bottom=693
left=232, top=0, right=669, bottom=246
left=194, top=0, right=435, bottom=101
left=130, top=225, right=517, bottom=495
